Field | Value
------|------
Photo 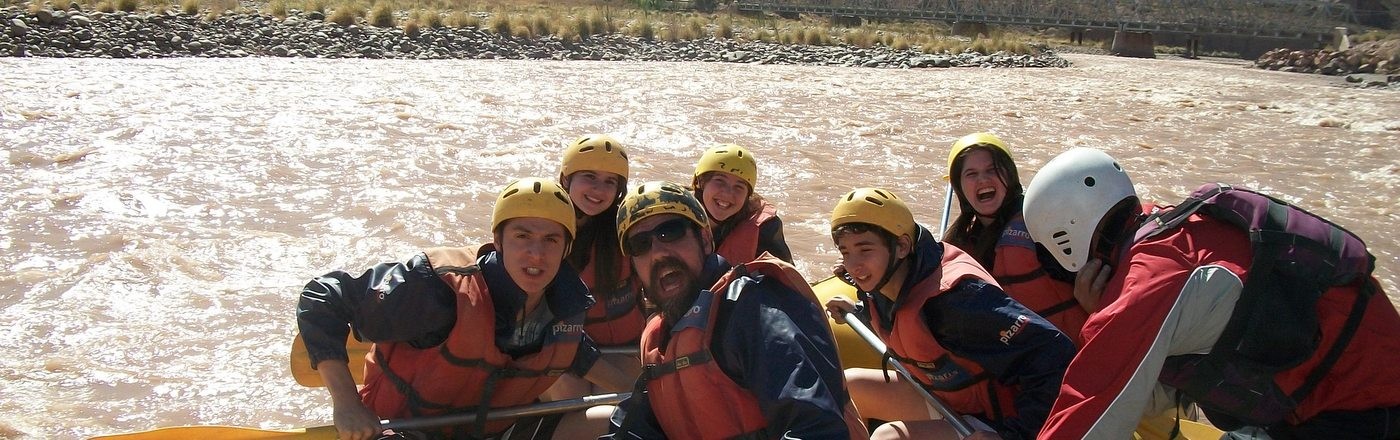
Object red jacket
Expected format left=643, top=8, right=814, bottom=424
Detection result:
left=1039, top=210, right=1400, bottom=438
left=360, top=247, right=584, bottom=437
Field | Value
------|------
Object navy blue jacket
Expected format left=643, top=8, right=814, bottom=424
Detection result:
left=606, top=254, right=852, bottom=439
left=859, top=226, right=1075, bottom=440
left=297, top=248, right=600, bottom=375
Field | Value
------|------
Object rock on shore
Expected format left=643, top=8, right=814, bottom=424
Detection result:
left=0, top=6, right=1069, bottom=68
left=1254, top=40, right=1400, bottom=87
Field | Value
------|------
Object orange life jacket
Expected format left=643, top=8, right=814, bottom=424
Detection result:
left=714, top=197, right=778, bottom=265
left=579, top=245, right=645, bottom=346
left=639, top=255, right=867, bottom=440
left=359, top=247, right=583, bottom=438
left=992, top=214, right=1087, bottom=345
left=876, top=245, right=1019, bottom=420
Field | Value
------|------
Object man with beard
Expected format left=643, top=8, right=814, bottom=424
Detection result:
left=603, top=181, right=867, bottom=440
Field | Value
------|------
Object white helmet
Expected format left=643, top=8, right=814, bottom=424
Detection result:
left=1023, top=148, right=1137, bottom=272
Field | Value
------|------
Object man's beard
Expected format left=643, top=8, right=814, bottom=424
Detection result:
left=644, top=257, right=702, bottom=326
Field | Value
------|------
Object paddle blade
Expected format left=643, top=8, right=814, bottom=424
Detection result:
left=89, top=425, right=337, bottom=440
left=290, top=331, right=372, bottom=387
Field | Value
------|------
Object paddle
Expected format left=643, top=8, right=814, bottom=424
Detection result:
left=91, top=392, right=630, bottom=440
left=843, top=312, right=975, bottom=438
left=938, top=182, right=954, bottom=239
left=289, top=332, right=639, bottom=387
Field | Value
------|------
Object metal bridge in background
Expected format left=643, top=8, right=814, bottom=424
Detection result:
left=734, top=0, right=1359, bottom=40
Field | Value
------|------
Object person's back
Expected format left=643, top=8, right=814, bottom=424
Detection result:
left=1025, top=148, right=1400, bottom=439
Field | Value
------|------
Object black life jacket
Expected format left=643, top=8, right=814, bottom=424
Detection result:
left=1138, top=183, right=1377, bottom=429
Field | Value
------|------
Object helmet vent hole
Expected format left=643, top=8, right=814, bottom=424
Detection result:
left=1112, top=161, right=1122, bottom=171
left=503, top=189, right=520, bottom=197
left=604, top=142, right=613, bottom=151
left=863, top=196, right=885, bottom=206
left=553, top=192, right=569, bottom=204
left=1084, top=176, right=1096, bottom=187
left=532, top=181, right=543, bottom=193
left=578, top=146, right=596, bottom=153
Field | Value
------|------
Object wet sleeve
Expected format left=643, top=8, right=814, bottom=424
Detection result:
left=604, top=383, right=667, bottom=440
left=757, top=217, right=794, bottom=264
left=296, top=252, right=457, bottom=368
left=569, top=333, right=602, bottom=376
left=717, top=279, right=852, bottom=439
left=925, top=279, right=1075, bottom=440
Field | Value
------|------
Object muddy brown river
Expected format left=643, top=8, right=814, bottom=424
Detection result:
left=1, top=54, right=1396, bottom=438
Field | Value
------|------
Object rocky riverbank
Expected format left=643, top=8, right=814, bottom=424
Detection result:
left=0, top=6, right=1069, bottom=68
left=1253, top=40, right=1400, bottom=87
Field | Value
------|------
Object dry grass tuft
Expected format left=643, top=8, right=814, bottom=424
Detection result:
left=446, top=11, right=480, bottom=28
left=178, top=0, right=198, bottom=14
left=627, top=17, right=654, bottom=41
left=327, top=2, right=359, bottom=25
left=488, top=12, right=510, bottom=34
left=845, top=28, right=875, bottom=48
left=265, top=0, right=287, bottom=18
left=368, top=2, right=394, bottom=27
left=416, top=9, right=442, bottom=28
left=715, top=16, right=732, bottom=39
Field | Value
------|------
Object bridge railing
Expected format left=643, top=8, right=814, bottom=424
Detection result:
left=735, top=0, right=1356, bottom=38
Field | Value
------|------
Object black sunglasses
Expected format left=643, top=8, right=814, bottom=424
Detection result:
left=625, top=218, right=692, bottom=255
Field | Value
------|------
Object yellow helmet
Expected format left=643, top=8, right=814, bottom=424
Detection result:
left=561, top=134, right=629, bottom=179
left=830, top=188, right=917, bottom=240
left=616, top=181, right=709, bottom=255
left=693, top=144, right=757, bottom=190
left=945, top=132, right=1012, bottom=180
left=492, top=177, right=577, bottom=240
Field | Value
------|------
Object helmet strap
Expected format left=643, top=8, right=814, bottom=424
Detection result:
left=869, top=235, right=907, bottom=297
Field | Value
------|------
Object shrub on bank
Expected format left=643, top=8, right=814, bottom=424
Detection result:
left=368, top=2, right=393, bottom=27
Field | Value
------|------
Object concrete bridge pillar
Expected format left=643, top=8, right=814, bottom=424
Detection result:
left=1070, top=29, right=1086, bottom=45
left=1334, top=27, right=1351, bottom=51
left=951, top=22, right=990, bottom=39
left=1110, top=31, right=1155, bottom=58
left=1184, top=35, right=1201, bottom=58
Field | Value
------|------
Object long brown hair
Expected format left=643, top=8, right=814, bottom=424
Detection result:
left=562, top=174, right=626, bottom=293
left=941, top=146, right=1023, bottom=269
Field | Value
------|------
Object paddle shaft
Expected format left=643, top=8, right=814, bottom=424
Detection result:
left=938, top=182, right=954, bottom=238
left=598, top=345, right=638, bottom=356
left=382, top=392, right=629, bottom=432
left=843, top=313, right=974, bottom=439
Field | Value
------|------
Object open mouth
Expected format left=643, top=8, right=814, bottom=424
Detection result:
left=976, top=187, right=997, bottom=203
left=523, top=266, right=544, bottom=276
left=712, top=199, right=734, bottom=210
left=650, top=259, right=691, bottom=296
